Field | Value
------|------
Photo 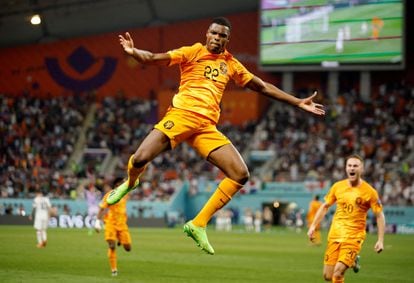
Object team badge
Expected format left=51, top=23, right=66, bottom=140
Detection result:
left=219, top=62, right=227, bottom=75
left=163, top=120, right=174, bottom=129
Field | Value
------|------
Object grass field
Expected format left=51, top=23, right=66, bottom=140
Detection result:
left=260, top=1, right=403, bottom=65
left=1, top=225, right=413, bottom=283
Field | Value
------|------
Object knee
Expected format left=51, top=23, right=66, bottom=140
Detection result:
left=107, top=241, right=116, bottom=249
left=228, top=166, right=249, bottom=185
left=333, top=269, right=345, bottom=279
left=237, top=170, right=250, bottom=185
left=323, top=272, right=332, bottom=281
left=131, top=151, right=149, bottom=168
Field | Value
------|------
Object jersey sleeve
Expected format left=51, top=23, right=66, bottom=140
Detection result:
left=324, top=183, right=338, bottom=206
left=228, top=57, right=254, bottom=87
left=370, top=189, right=383, bottom=214
left=99, top=193, right=109, bottom=210
left=167, top=43, right=201, bottom=66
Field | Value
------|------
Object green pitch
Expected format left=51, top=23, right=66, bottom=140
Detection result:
left=260, top=2, right=403, bottom=65
left=0, top=226, right=413, bottom=282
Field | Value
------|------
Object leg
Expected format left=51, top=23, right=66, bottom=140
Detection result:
left=334, top=240, right=361, bottom=280
left=107, top=240, right=118, bottom=276
left=123, top=243, right=131, bottom=252
left=193, top=143, right=249, bottom=226
left=184, top=144, right=249, bottom=255
left=332, top=262, right=348, bottom=283
left=120, top=229, right=132, bottom=252
left=323, top=241, right=341, bottom=281
left=107, top=129, right=171, bottom=204
left=41, top=229, right=47, bottom=247
left=36, top=230, right=44, bottom=248
left=323, top=265, right=334, bottom=281
left=352, top=255, right=361, bottom=273
left=207, top=143, right=250, bottom=184
left=35, top=220, right=48, bottom=248
left=128, top=129, right=171, bottom=185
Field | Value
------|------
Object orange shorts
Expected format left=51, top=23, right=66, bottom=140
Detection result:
left=154, top=107, right=231, bottom=159
left=324, top=240, right=363, bottom=267
left=105, top=225, right=131, bottom=245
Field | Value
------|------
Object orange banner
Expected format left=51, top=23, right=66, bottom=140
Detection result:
left=0, top=28, right=162, bottom=99
left=0, top=12, right=270, bottom=124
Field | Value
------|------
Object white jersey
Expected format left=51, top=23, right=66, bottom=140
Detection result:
left=33, top=195, right=51, bottom=230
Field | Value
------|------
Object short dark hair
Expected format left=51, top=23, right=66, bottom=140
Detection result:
left=212, top=17, right=232, bottom=31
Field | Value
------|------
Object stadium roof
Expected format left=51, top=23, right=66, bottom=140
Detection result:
left=0, top=0, right=257, bottom=49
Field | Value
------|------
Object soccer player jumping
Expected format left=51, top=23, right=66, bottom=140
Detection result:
left=108, top=17, right=325, bottom=254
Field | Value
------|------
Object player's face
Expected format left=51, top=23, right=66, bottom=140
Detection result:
left=345, top=157, right=363, bottom=182
left=205, top=23, right=230, bottom=54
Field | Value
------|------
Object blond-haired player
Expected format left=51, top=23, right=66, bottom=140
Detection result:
left=95, top=178, right=132, bottom=276
left=108, top=16, right=325, bottom=255
left=307, top=154, right=386, bottom=283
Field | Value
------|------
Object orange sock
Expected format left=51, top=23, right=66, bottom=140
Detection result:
left=108, top=248, right=117, bottom=271
left=192, top=178, right=242, bottom=227
left=332, top=276, right=344, bottom=283
left=127, top=155, right=146, bottom=188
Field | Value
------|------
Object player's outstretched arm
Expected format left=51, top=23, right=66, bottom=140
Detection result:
left=94, top=207, right=106, bottom=233
left=297, top=92, right=325, bottom=116
left=119, top=32, right=171, bottom=65
left=307, top=203, right=329, bottom=242
left=374, top=211, right=386, bottom=253
left=245, top=76, right=325, bottom=116
left=119, top=32, right=135, bottom=56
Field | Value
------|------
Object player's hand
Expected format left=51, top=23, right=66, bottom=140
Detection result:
left=307, top=227, right=315, bottom=242
left=298, top=91, right=325, bottom=116
left=119, top=32, right=135, bottom=55
left=374, top=241, right=384, bottom=253
left=94, top=219, right=102, bottom=233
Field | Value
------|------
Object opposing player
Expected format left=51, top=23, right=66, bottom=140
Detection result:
left=306, top=195, right=323, bottom=246
left=30, top=190, right=52, bottom=248
left=108, top=16, right=325, bottom=254
left=307, top=154, right=386, bottom=282
left=85, top=183, right=101, bottom=235
left=95, top=178, right=132, bottom=276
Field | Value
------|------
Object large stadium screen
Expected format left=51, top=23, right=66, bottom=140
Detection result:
left=259, top=0, right=405, bottom=71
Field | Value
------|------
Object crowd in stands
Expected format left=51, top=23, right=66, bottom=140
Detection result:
left=0, top=80, right=413, bottom=206
left=85, top=95, right=154, bottom=155
left=0, top=93, right=89, bottom=199
left=254, top=82, right=413, bottom=205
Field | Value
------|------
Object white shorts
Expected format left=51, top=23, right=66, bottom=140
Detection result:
left=34, top=217, right=49, bottom=230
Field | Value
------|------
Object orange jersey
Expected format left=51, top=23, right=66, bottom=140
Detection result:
left=99, top=192, right=128, bottom=230
left=325, top=179, right=383, bottom=242
left=307, top=199, right=322, bottom=227
left=168, top=43, right=254, bottom=123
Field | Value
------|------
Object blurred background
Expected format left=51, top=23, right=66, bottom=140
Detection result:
left=0, top=0, right=413, bottom=232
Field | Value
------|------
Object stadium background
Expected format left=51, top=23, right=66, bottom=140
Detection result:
left=1, top=0, right=413, bottom=231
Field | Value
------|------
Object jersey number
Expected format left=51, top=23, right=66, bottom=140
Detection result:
left=343, top=203, right=354, bottom=213
left=204, top=66, right=219, bottom=81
